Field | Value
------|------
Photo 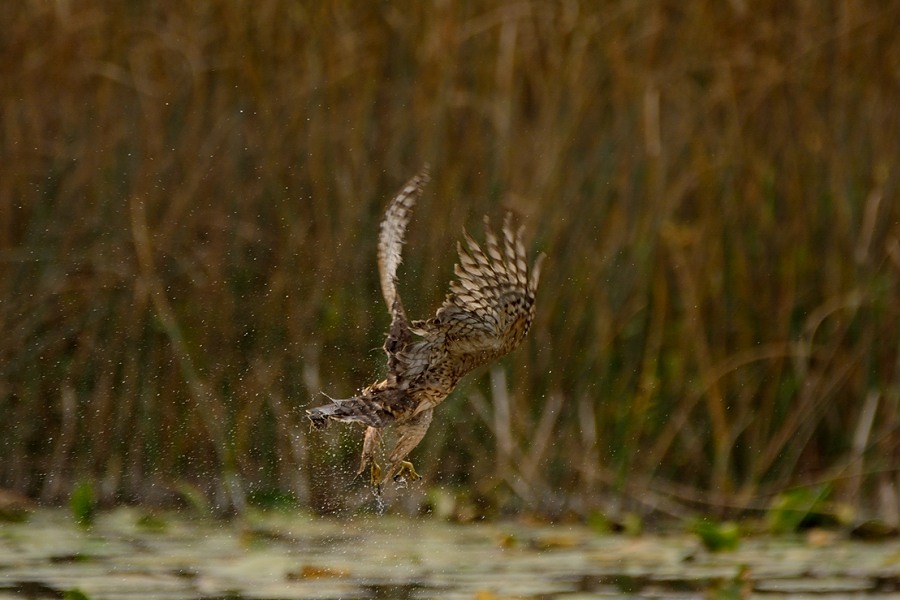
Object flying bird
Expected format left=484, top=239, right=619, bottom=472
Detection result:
left=307, top=166, right=544, bottom=488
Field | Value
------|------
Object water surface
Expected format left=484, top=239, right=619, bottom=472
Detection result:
left=1, top=509, right=898, bottom=599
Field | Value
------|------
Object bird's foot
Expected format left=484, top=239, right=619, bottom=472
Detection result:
left=393, top=460, right=421, bottom=482
left=369, top=461, right=383, bottom=488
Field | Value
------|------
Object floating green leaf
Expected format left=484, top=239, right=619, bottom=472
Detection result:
left=69, top=481, right=95, bottom=528
left=691, top=518, right=741, bottom=552
left=135, top=512, right=169, bottom=532
left=767, top=484, right=831, bottom=534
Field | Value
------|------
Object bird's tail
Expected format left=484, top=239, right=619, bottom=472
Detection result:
left=306, top=403, right=338, bottom=430
left=306, top=396, right=384, bottom=430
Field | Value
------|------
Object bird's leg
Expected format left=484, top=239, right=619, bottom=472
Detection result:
left=358, top=426, right=382, bottom=487
left=383, top=408, right=433, bottom=483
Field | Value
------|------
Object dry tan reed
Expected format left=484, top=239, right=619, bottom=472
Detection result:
left=1, top=1, right=898, bottom=519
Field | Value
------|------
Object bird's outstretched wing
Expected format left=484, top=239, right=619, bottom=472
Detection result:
left=377, top=165, right=430, bottom=312
left=377, top=165, right=430, bottom=376
left=408, top=213, right=545, bottom=366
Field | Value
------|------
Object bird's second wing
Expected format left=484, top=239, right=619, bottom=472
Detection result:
left=378, top=166, right=431, bottom=378
left=377, top=165, right=430, bottom=313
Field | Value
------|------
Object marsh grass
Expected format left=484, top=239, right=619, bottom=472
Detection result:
left=1, top=1, right=898, bottom=520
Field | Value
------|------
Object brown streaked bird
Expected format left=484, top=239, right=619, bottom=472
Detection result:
left=307, top=166, right=544, bottom=487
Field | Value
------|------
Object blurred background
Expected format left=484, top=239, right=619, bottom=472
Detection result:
left=1, top=1, right=898, bottom=525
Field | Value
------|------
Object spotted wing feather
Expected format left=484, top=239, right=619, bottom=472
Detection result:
left=401, top=213, right=544, bottom=378
left=377, top=165, right=430, bottom=313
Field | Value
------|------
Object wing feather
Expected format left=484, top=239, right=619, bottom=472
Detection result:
left=377, top=165, right=430, bottom=312
left=411, top=213, right=544, bottom=363
left=377, top=165, right=431, bottom=380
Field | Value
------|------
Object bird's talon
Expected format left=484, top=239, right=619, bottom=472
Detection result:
left=370, top=462, right=382, bottom=487
left=394, top=460, right=421, bottom=482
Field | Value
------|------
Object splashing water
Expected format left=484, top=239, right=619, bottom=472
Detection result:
left=372, top=485, right=386, bottom=516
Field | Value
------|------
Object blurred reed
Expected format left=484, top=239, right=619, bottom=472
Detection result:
left=1, top=0, right=898, bottom=520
